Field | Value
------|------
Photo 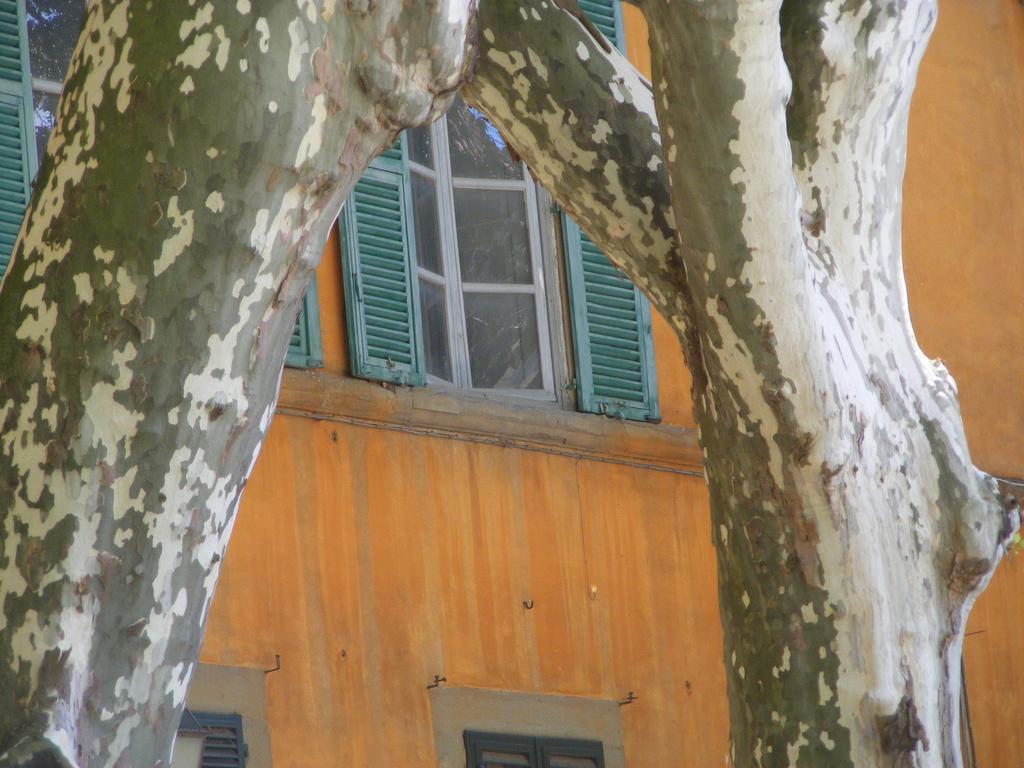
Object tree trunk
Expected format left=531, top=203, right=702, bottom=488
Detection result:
left=0, top=2, right=473, bottom=765
left=466, top=1, right=1020, bottom=765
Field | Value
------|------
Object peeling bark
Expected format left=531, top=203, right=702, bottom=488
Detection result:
left=470, top=1, right=1019, bottom=765
left=0, top=1, right=474, bottom=765
left=1, top=1, right=1018, bottom=766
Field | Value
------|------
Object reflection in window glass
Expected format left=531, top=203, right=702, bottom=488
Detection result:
left=407, top=125, right=433, bottom=169
left=454, top=188, right=532, bottom=284
left=405, top=96, right=554, bottom=397
left=446, top=95, right=522, bottom=181
left=418, top=278, right=452, bottom=382
left=411, top=172, right=444, bottom=276
left=481, top=752, right=531, bottom=767
left=32, top=90, right=57, bottom=161
left=26, top=0, right=86, bottom=83
left=464, top=293, right=542, bottom=390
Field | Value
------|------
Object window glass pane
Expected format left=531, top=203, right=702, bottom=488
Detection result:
left=418, top=278, right=452, bottom=381
left=407, top=125, right=433, bottom=169
left=454, top=189, right=532, bottom=284
left=27, top=0, right=87, bottom=83
left=33, top=90, right=58, bottom=162
left=547, top=757, right=598, bottom=768
left=464, top=293, right=542, bottom=390
left=411, top=172, right=443, bottom=275
left=446, top=95, right=522, bottom=181
left=481, top=751, right=532, bottom=767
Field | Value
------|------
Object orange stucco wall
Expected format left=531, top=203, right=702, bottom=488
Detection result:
left=201, top=419, right=728, bottom=766
left=199, top=2, right=1024, bottom=766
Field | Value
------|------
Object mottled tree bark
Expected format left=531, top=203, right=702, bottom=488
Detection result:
left=468, top=1, right=1019, bottom=766
left=0, top=1, right=474, bottom=765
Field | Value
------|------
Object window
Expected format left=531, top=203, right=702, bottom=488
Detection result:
left=6, top=0, right=322, bottom=366
left=173, top=710, right=248, bottom=768
left=407, top=95, right=558, bottom=399
left=341, top=0, right=658, bottom=420
left=26, top=0, right=83, bottom=162
left=465, top=731, right=605, bottom=768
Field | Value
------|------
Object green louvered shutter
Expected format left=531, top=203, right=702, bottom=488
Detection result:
left=340, top=140, right=425, bottom=385
left=190, top=711, right=248, bottom=768
left=563, top=1, right=658, bottom=422
left=285, top=277, right=323, bottom=368
left=563, top=219, right=659, bottom=421
left=0, top=0, right=37, bottom=279
left=578, top=0, right=625, bottom=46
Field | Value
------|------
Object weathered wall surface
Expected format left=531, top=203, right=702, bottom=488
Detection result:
left=195, top=1, right=1024, bottom=766
left=199, top=418, right=728, bottom=766
left=903, top=0, right=1024, bottom=479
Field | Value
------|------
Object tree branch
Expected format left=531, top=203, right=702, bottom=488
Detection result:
left=463, top=0, right=692, bottom=338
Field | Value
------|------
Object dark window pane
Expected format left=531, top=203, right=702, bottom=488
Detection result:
left=464, top=293, right=542, bottom=389
left=482, top=751, right=532, bottom=767
left=411, top=172, right=443, bottom=275
left=27, top=0, right=87, bottom=83
left=454, top=188, right=532, bottom=284
left=546, top=757, right=598, bottom=768
left=446, top=94, right=522, bottom=180
left=418, top=278, right=452, bottom=381
left=407, top=125, right=433, bottom=168
left=32, top=90, right=58, bottom=163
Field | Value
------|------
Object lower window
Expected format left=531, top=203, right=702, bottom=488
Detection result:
left=173, top=710, right=248, bottom=768
left=465, top=730, right=605, bottom=768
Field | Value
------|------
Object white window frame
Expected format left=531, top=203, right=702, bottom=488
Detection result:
left=409, top=108, right=562, bottom=403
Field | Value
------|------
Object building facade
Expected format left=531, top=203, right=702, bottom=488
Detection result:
left=2, top=1, right=1022, bottom=766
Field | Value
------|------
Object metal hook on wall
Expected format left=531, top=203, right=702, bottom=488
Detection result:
left=264, top=654, right=282, bottom=675
left=618, top=691, right=638, bottom=707
left=522, top=600, right=534, bottom=610
left=427, top=674, right=447, bottom=690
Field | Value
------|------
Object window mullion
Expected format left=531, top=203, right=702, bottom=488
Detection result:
left=524, top=174, right=557, bottom=396
left=31, top=77, right=62, bottom=95
left=433, top=114, right=473, bottom=390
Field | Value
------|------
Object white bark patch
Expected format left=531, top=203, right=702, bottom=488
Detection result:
left=73, top=273, right=93, bottom=303
left=591, top=119, right=611, bottom=144
left=818, top=671, right=833, bottom=705
left=297, top=0, right=319, bottom=23
left=576, top=42, right=589, bottom=61
left=287, top=17, right=309, bottom=82
left=179, top=3, right=214, bottom=40
left=109, top=38, right=134, bottom=113
left=295, top=94, right=327, bottom=165
left=154, top=196, right=195, bottom=276
left=175, top=32, right=213, bottom=70
left=526, top=48, right=548, bottom=81
left=256, top=18, right=271, bottom=53
left=205, top=191, right=225, bottom=213
left=17, top=284, right=57, bottom=349
left=787, top=723, right=809, bottom=766
left=214, top=25, right=231, bottom=71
